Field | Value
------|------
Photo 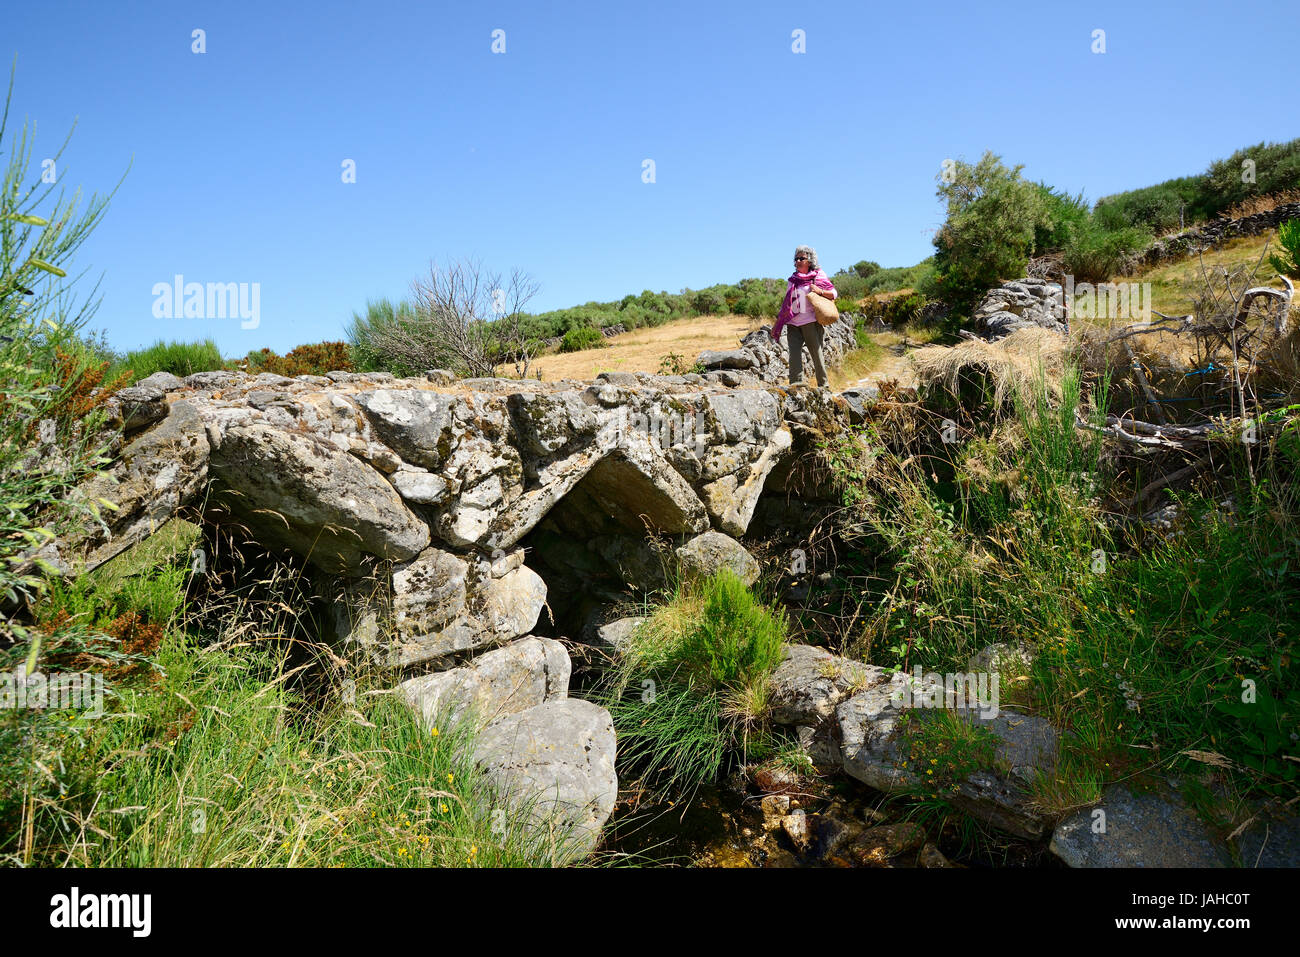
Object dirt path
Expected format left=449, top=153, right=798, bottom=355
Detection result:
left=498, top=314, right=760, bottom=381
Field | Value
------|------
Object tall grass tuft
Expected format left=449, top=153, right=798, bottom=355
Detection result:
left=109, top=338, right=225, bottom=383
left=598, top=569, right=789, bottom=801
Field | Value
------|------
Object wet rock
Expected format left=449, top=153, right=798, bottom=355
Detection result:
left=850, top=822, right=926, bottom=865
left=1050, top=782, right=1232, bottom=868
left=918, top=843, right=955, bottom=868
left=811, top=808, right=864, bottom=859
left=753, top=763, right=802, bottom=795
left=761, top=794, right=791, bottom=829
left=781, top=810, right=811, bottom=851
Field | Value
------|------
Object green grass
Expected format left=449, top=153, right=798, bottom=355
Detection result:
left=4, top=531, right=585, bottom=868
left=109, top=338, right=226, bottom=384
left=831, top=358, right=1299, bottom=823
left=1, top=633, right=569, bottom=867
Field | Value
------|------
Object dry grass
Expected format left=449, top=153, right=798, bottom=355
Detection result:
left=498, top=314, right=761, bottom=380
left=1221, top=188, right=1300, bottom=221
left=1105, top=233, right=1289, bottom=329
left=911, top=327, right=1068, bottom=409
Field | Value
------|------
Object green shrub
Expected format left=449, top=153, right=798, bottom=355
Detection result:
left=691, top=289, right=728, bottom=316
left=1269, top=219, right=1300, bottom=278
left=1095, top=137, right=1300, bottom=233
left=598, top=570, right=789, bottom=800
left=829, top=272, right=871, bottom=303
left=864, top=259, right=937, bottom=295
left=1094, top=176, right=1204, bottom=234
left=560, top=325, right=605, bottom=352
left=605, top=676, right=727, bottom=799
left=1060, top=218, right=1152, bottom=283
left=1203, top=139, right=1300, bottom=218
left=676, top=568, right=788, bottom=689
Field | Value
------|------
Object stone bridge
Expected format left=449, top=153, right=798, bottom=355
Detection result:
left=56, top=362, right=875, bottom=858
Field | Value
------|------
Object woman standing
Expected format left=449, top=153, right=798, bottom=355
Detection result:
left=771, top=245, right=837, bottom=388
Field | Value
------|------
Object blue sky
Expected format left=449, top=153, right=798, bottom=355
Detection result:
left=5, top=0, right=1295, bottom=355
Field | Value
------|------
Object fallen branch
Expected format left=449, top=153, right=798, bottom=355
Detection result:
left=1129, top=454, right=1211, bottom=510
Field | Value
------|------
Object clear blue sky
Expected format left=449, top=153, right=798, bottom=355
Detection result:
left=5, top=0, right=1295, bottom=356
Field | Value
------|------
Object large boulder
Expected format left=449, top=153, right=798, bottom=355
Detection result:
left=354, top=389, right=459, bottom=470
left=675, top=529, right=760, bottom=586
left=700, top=427, right=793, bottom=536
left=398, top=635, right=570, bottom=732
left=209, top=423, right=430, bottom=573
left=767, top=644, right=887, bottom=725
left=71, top=399, right=211, bottom=570
left=390, top=546, right=547, bottom=666
left=473, top=698, right=618, bottom=862
left=769, top=645, right=1060, bottom=840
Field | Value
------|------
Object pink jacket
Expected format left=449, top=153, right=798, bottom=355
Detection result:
left=772, top=268, right=837, bottom=340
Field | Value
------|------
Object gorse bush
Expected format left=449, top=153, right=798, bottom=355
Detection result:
left=242, top=340, right=353, bottom=377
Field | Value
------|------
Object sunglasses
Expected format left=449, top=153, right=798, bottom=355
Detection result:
left=794, top=256, right=809, bottom=262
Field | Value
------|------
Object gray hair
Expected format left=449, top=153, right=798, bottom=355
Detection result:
left=793, top=245, right=819, bottom=270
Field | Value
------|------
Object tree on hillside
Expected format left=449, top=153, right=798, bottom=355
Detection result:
left=931, top=151, right=1050, bottom=312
